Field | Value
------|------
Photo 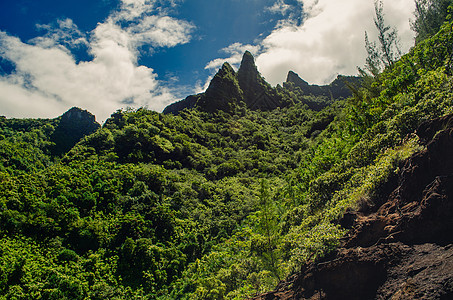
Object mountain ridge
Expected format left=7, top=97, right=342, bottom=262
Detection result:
left=163, top=51, right=356, bottom=114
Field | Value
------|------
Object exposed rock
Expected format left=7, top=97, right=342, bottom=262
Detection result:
left=252, top=114, right=453, bottom=300
left=237, top=51, right=281, bottom=110
left=198, top=62, right=244, bottom=113
left=163, top=63, right=244, bottom=114
left=163, top=52, right=280, bottom=114
left=51, top=107, right=100, bottom=156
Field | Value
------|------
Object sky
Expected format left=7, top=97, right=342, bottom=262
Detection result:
left=0, top=0, right=415, bottom=122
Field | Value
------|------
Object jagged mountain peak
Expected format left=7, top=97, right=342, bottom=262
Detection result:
left=286, top=70, right=309, bottom=87
left=238, top=51, right=258, bottom=75
left=236, top=51, right=280, bottom=110
left=197, top=61, right=243, bottom=113
left=284, top=71, right=359, bottom=110
left=222, top=61, right=234, bottom=71
left=213, top=62, right=236, bottom=79
left=162, top=51, right=356, bottom=114
left=164, top=51, right=280, bottom=114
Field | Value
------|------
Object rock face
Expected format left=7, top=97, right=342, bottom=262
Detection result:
left=51, top=107, right=100, bottom=156
left=252, top=114, right=453, bottom=300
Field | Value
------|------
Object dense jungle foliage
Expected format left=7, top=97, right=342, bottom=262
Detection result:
left=1, top=3, right=453, bottom=299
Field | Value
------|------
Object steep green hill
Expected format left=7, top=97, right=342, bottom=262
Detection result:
left=1, top=14, right=453, bottom=300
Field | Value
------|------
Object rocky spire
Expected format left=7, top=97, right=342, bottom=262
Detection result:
left=237, top=51, right=280, bottom=110
left=238, top=51, right=266, bottom=102
left=286, top=71, right=310, bottom=88
left=163, top=51, right=283, bottom=114
left=197, top=62, right=244, bottom=113
left=237, top=51, right=259, bottom=81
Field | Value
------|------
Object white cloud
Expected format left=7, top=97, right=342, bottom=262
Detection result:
left=205, top=42, right=261, bottom=70
left=194, top=75, right=213, bottom=94
left=128, top=15, right=194, bottom=48
left=302, top=0, right=322, bottom=17
left=115, top=0, right=157, bottom=21
left=266, top=0, right=292, bottom=15
left=256, top=0, right=415, bottom=85
left=0, top=0, right=193, bottom=122
left=0, top=77, right=68, bottom=118
left=33, top=19, right=88, bottom=49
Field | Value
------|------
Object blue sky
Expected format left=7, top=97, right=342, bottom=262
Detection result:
left=0, top=0, right=415, bottom=122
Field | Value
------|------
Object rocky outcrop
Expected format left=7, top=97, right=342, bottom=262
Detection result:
left=51, top=107, right=100, bottom=156
left=163, top=52, right=360, bottom=114
left=163, top=62, right=244, bottom=114
left=163, top=52, right=281, bottom=114
left=198, top=62, right=244, bottom=113
left=252, top=114, right=453, bottom=300
left=237, top=51, right=281, bottom=110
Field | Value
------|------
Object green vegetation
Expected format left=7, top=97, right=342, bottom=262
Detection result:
left=1, top=4, right=453, bottom=299
left=412, top=0, right=453, bottom=43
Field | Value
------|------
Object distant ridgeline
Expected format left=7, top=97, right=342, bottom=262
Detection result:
left=163, top=51, right=360, bottom=114
left=0, top=107, right=100, bottom=157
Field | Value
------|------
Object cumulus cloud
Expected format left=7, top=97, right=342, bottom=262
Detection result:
left=266, top=0, right=292, bottom=15
left=193, top=76, right=213, bottom=95
left=128, top=15, right=194, bottom=48
left=256, top=0, right=415, bottom=85
left=0, top=0, right=193, bottom=122
left=33, top=19, right=88, bottom=49
left=205, top=42, right=261, bottom=70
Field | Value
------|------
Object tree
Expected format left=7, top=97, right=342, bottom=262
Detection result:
left=412, top=0, right=453, bottom=43
left=360, top=0, right=402, bottom=77
left=250, top=179, right=282, bottom=281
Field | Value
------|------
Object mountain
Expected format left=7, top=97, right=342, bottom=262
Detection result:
left=163, top=51, right=280, bottom=114
left=0, top=107, right=99, bottom=176
left=236, top=51, right=281, bottom=110
left=196, top=62, right=244, bottom=113
left=2, top=13, right=453, bottom=300
left=285, top=71, right=359, bottom=100
left=50, top=107, right=100, bottom=156
left=284, top=71, right=360, bottom=110
left=163, top=51, right=355, bottom=114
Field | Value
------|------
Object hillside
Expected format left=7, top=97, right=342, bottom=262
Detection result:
left=1, top=10, right=453, bottom=300
left=253, top=114, right=453, bottom=299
